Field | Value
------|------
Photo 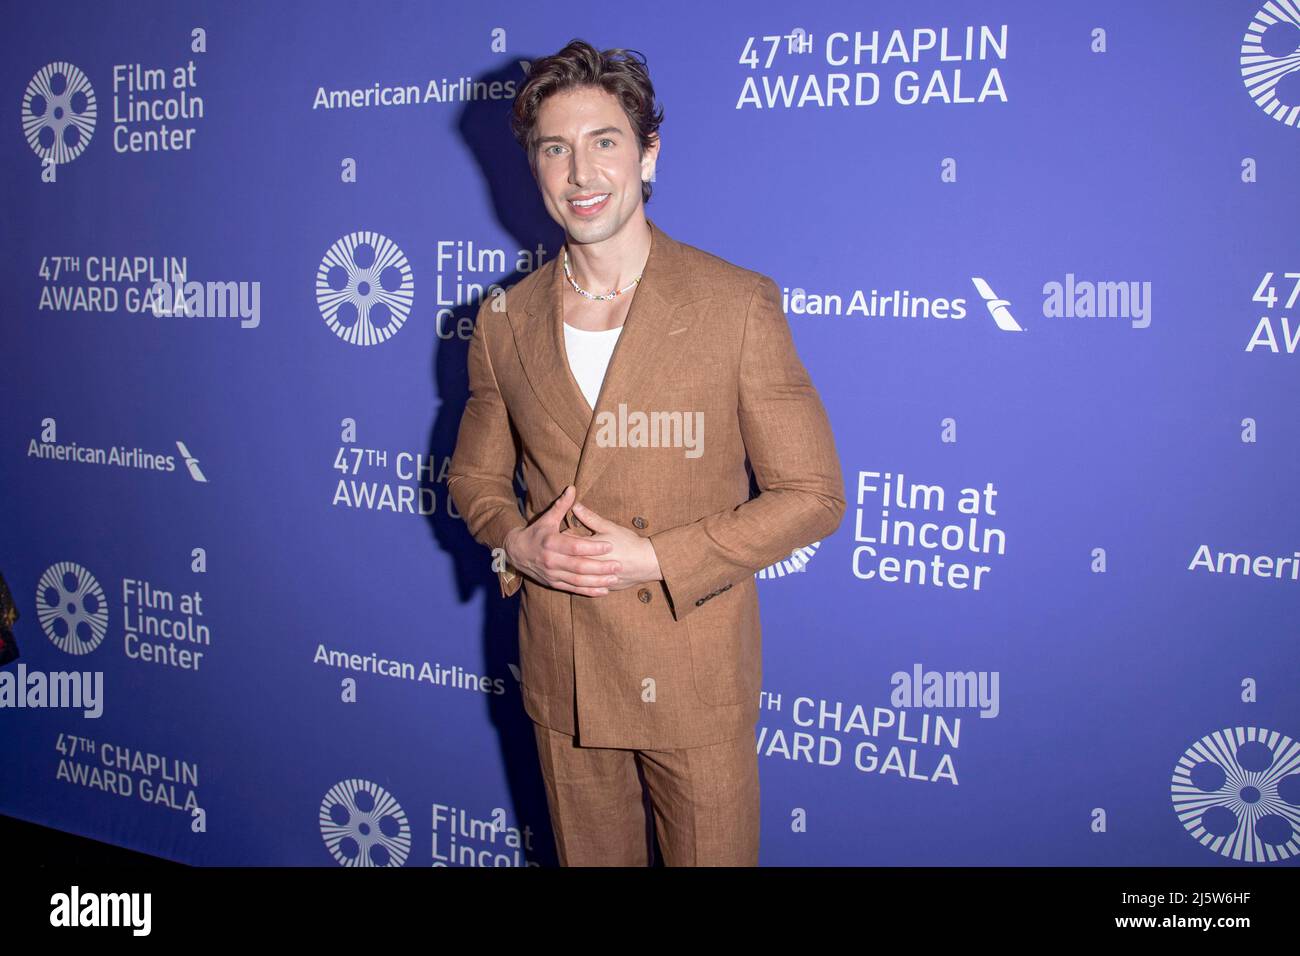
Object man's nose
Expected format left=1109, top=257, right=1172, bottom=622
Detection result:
left=569, top=149, right=591, bottom=185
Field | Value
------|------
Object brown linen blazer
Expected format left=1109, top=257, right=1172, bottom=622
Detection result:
left=448, top=217, right=845, bottom=749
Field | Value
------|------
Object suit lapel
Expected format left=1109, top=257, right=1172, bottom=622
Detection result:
left=506, top=217, right=712, bottom=514
left=507, top=242, right=591, bottom=450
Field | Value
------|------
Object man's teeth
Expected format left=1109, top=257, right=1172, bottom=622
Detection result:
left=571, top=194, right=609, bottom=207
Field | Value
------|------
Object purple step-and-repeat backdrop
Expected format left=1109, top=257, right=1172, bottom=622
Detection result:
left=1, top=0, right=1298, bottom=866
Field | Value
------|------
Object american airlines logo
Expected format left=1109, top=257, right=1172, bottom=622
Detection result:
left=175, top=441, right=207, bottom=482
left=970, top=277, right=1022, bottom=332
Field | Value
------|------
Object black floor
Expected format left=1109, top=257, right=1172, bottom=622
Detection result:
left=0, top=813, right=184, bottom=866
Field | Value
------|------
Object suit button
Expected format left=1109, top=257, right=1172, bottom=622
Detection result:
left=632, top=516, right=648, bottom=529
left=637, top=588, right=652, bottom=603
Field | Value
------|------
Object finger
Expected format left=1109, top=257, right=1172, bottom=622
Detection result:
left=542, top=485, right=575, bottom=527
left=556, top=584, right=610, bottom=597
left=571, top=501, right=609, bottom=532
left=539, top=542, right=619, bottom=572
left=549, top=569, right=621, bottom=589
left=550, top=533, right=613, bottom=555
left=551, top=555, right=622, bottom=576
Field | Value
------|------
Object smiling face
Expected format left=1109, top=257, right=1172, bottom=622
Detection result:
left=531, top=85, right=659, bottom=245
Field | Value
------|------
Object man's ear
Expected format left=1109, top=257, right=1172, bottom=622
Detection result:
left=641, top=134, right=661, bottom=181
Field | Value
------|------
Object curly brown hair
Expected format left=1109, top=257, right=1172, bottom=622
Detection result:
left=511, top=39, right=665, bottom=204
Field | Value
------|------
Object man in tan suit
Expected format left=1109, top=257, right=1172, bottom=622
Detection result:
left=448, top=40, right=844, bottom=866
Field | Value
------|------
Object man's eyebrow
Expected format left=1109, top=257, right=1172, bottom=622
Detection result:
left=535, top=126, right=624, bottom=146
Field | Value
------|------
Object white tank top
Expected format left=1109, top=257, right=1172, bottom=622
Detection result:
left=563, top=321, right=624, bottom=410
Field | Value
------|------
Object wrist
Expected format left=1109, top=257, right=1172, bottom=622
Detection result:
left=644, top=537, right=663, bottom=582
left=502, top=527, right=521, bottom=564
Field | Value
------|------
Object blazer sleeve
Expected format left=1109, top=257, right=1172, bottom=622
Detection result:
left=447, top=294, right=527, bottom=599
left=648, top=274, right=846, bottom=621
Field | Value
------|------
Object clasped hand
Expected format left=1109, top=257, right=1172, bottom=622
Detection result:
left=502, top=485, right=662, bottom=596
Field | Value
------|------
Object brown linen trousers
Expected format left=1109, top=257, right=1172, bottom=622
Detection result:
left=448, top=217, right=846, bottom=752
left=531, top=720, right=761, bottom=866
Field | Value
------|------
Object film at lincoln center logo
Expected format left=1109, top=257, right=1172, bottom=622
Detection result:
left=319, top=778, right=412, bottom=867
left=36, top=561, right=110, bottom=655
left=756, top=541, right=822, bottom=580
left=315, top=231, right=415, bottom=346
left=22, top=61, right=97, bottom=164
left=1241, top=1, right=1300, bottom=127
left=1171, top=726, right=1300, bottom=862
